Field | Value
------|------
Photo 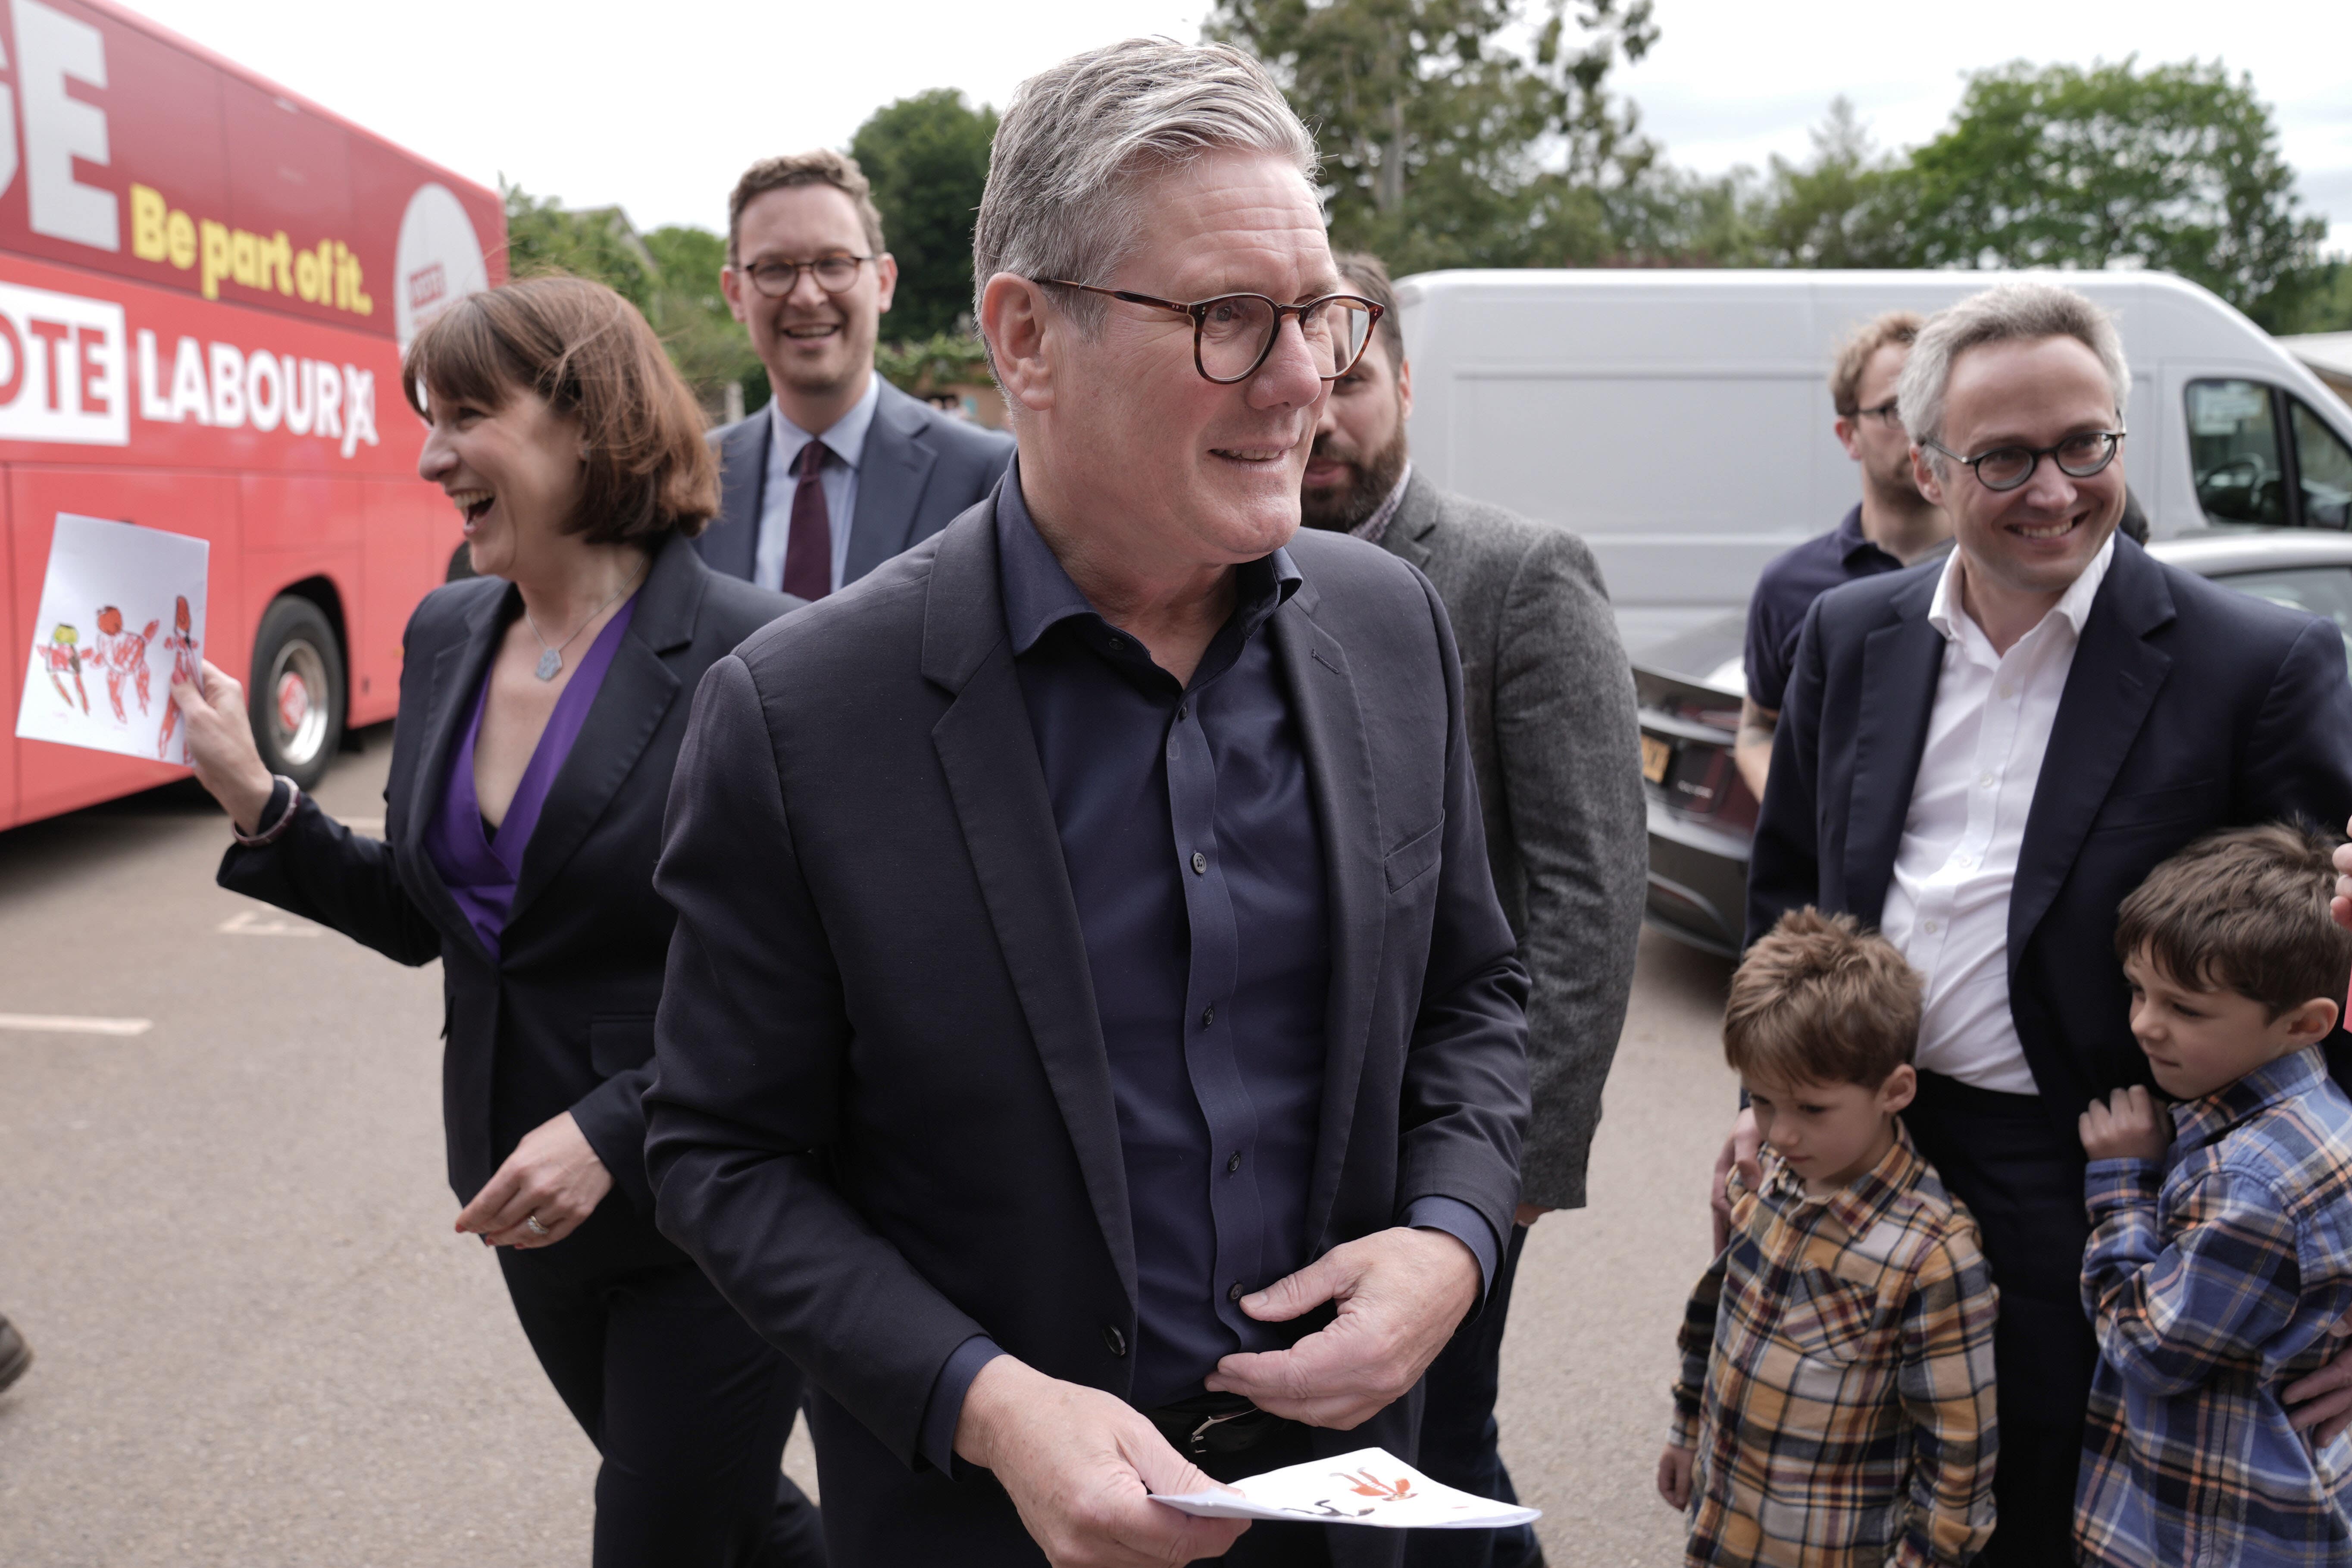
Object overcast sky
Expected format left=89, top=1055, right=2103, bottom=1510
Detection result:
left=129, top=0, right=2352, bottom=257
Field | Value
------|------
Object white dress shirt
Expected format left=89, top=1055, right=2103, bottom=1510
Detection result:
left=1879, top=534, right=2117, bottom=1096
left=754, top=373, right=882, bottom=595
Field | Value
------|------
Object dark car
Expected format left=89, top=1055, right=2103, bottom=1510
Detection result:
left=1635, top=532, right=2352, bottom=956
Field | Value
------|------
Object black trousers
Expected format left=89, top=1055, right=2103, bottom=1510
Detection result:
left=1405, top=1224, right=1541, bottom=1568
left=1903, top=1072, right=2097, bottom=1568
left=498, top=1242, right=827, bottom=1568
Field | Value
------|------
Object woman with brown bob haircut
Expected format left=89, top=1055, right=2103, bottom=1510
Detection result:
left=168, top=275, right=823, bottom=1566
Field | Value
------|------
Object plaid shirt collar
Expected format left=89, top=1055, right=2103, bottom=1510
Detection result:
left=1756, top=1118, right=1927, bottom=1239
left=2170, top=1047, right=2330, bottom=1152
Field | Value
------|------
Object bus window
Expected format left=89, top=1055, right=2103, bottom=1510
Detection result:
left=2188, top=379, right=2287, bottom=526
left=2291, top=400, right=2352, bottom=529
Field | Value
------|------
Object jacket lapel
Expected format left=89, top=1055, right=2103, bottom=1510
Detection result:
left=844, top=384, right=938, bottom=584
left=397, top=582, right=508, bottom=960
left=1270, top=582, right=1386, bottom=1249
left=922, top=504, right=1138, bottom=1309
left=1376, top=471, right=1440, bottom=575
left=701, top=413, right=768, bottom=581
left=2009, top=541, right=2175, bottom=959
left=1842, top=572, right=1944, bottom=928
left=507, top=534, right=697, bottom=925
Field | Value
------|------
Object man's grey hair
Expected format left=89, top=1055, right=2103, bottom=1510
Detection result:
left=1898, top=281, right=2131, bottom=461
left=972, top=38, right=1318, bottom=338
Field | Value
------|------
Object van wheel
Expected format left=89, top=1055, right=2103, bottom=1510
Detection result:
left=248, top=595, right=345, bottom=790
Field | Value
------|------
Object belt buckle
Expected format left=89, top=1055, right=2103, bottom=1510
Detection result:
left=1186, top=1408, right=1252, bottom=1457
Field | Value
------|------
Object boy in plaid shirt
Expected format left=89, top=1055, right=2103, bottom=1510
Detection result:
left=2074, top=824, right=2352, bottom=1565
left=1661, top=909, right=1999, bottom=1566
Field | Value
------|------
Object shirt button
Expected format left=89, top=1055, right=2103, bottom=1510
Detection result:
left=1999, top=685, right=2016, bottom=700
left=1177, top=703, right=1188, bottom=721
left=1227, top=1282, right=1245, bottom=1303
left=1201, top=1005, right=1215, bottom=1028
left=1106, top=636, right=1124, bottom=651
left=1227, top=1152, right=1242, bottom=1174
left=1978, top=773, right=1996, bottom=788
left=1192, top=851, right=1207, bottom=874
left=1924, top=919, right=1940, bottom=934
left=1101, top=1324, right=1128, bottom=1358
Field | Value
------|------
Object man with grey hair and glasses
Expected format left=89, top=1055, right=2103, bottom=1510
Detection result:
left=646, top=38, right=1530, bottom=1568
left=1741, top=278, right=2352, bottom=1565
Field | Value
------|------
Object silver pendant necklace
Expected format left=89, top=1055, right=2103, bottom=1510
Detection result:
left=523, top=562, right=645, bottom=681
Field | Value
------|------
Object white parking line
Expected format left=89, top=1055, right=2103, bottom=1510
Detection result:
left=218, top=909, right=322, bottom=937
left=0, top=1014, right=154, bottom=1036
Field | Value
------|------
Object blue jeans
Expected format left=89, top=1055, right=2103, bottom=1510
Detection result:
left=1405, top=1223, right=1542, bottom=1568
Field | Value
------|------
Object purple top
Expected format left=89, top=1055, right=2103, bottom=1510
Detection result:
left=426, top=595, right=638, bottom=961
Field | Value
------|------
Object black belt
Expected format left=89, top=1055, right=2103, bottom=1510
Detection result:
left=1145, top=1392, right=1288, bottom=1460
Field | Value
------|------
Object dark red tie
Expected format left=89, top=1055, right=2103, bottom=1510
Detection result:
left=782, top=441, right=833, bottom=601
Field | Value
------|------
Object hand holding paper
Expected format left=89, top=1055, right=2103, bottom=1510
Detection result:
left=1205, top=1226, right=1480, bottom=1428
left=1155, top=1447, right=1539, bottom=1530
left=16, top=513, right=209, bottom=767
left=952, top=1355, right=1250, bottom=1567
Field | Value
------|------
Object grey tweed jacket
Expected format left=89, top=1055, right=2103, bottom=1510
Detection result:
left=1378, top=470, right=1646, bottom=1209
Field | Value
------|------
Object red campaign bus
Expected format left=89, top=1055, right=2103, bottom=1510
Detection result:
left=0, top=0, right=504, bottom=829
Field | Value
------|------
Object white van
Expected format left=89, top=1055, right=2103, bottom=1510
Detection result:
left=1394, top=269, right=2352, bottom=654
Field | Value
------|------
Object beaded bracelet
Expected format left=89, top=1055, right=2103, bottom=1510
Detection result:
left=231, top=776, right=303, bottom=847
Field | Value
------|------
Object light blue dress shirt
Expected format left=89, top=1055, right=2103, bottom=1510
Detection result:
left=754, top=373, right=882, bottom=595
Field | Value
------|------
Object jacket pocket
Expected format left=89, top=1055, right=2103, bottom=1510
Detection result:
left=2088, top=779, right=2212, bottom=835
left=1384, top=820, right=1445, bottom=895
left=588, top=1014, right=657, bottom=1077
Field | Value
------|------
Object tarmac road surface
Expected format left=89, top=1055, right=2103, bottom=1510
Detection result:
left=0, top=732, right=1736, bottom=1565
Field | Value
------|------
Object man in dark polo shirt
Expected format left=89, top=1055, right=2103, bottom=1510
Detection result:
left=1733, top=311, right=1949, bottom=802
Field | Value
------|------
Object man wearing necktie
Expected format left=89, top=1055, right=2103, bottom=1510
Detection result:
left=701, top=150, right=1013, bottom=598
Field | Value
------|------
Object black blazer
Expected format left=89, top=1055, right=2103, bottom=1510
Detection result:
left=644, top=495, right=1530, bottom=1567
left=694, top=377, right=1015, bottom=586
left=1749, top=534, right=2352, bottom=1143
left=219, top=531, right=798, bottom=1273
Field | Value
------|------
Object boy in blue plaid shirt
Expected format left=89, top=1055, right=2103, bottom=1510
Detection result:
left=2075, top=823, right=2352, bottom=1566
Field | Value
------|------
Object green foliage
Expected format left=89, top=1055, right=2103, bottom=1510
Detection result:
left=875, top=331, right=992, bottom=394
left=1744, top=98, right=1909, bottom=269
left=1895, top=59, right=2329, bottom=329
left=852, top=89, right=999, bottom=340
left=500, top=182, right=655, bottom=309
left=642, top=225, right=765, bottom=419
left=1208, top=0, right=1658, bottom=273
left=2280, top=262, right=2352, bottom=335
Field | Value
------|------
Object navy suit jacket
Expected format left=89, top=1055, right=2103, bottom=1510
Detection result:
left=1748, top=534, right=2352, bottom=1145
left=695, top=376, right=1014, bottom=586
left=644, top=493, right=1530, bottom=1567
left=217, top=532, right=798, bottom=1277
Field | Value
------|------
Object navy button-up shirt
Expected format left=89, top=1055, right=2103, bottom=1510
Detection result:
left=915, top=475, right=1494, bottom=1468
left=1743, top=505, right=1917, bottom=713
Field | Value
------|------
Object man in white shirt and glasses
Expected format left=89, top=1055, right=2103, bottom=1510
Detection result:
left=697, top=150, right=1012, bottom=598
left=1740, top=279, right=2352, bottom=1566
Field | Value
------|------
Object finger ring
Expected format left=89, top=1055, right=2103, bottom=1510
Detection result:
left=525, top=1214, right=550, bottom=1237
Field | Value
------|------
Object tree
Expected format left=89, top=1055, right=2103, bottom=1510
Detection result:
left=500, top=181, right=655, bottom=309
left=642, top=224, right=765, bottom=420
left=1207, top=0, right=1659, bottom=273
left=1896, top=59, right=2330, bottom=329
left=851, top=90, right=998, bottom=340
left=1744, top=98, right=1909, bottom=269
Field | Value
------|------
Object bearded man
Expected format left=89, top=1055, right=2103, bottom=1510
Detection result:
left=1303, top=250, right=1647, bottom=1568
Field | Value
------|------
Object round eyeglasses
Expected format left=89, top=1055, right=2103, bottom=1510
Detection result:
left=736, top=255, right=877, bottom=298
left=1922, top=430, right=2125, bottom=493
left=1041, top=280, right=1383, bottom=384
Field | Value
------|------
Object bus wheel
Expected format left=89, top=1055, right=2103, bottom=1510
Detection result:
left=247, top=595, right=346, bottom=790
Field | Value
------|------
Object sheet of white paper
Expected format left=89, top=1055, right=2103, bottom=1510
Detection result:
left=1153, top=1446, right=1540, bottom=1530
left=16, top=513, right=210, bottom=767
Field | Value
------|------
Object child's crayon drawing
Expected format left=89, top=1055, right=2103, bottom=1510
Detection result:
left=15, top=514, right=209, bottom=767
